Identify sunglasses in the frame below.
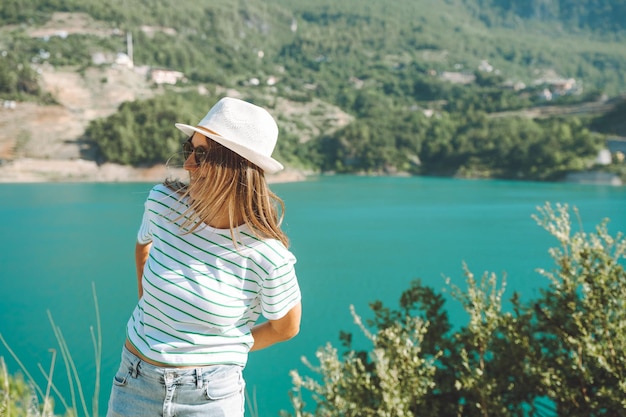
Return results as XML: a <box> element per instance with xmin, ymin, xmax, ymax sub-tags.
<box><xmin>182</xmin><ymin>138</ymin><xmax>210</xmax><ymax>165</ymax></box>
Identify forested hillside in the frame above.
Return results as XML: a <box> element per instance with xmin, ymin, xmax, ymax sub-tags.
<box><xmin>463</xmin><ymin>0</ymin><xmax>626</xmax><ymax>33</ymax></box>
<box><xmin>1</xmin><ymin>0</ymin><xmax>625</xmax><ymax>181</ymax></box>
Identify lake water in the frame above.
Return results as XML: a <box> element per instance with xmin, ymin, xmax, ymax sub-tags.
<box><xmin>0</xmin><ymin>176</ymin><xmax>624</xmax><ymax>417</ymax></box>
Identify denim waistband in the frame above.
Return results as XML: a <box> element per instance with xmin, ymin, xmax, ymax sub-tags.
<box><xmin>120</xmin><ymin>345</ymin><xmax>240</xmax><ymax>388</ymax></box>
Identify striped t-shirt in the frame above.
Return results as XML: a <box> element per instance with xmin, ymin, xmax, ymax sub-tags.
<box><xmin>126</xmin><ymin>184</ymin><xmax>301</xmax><ymax>366</ymax></box>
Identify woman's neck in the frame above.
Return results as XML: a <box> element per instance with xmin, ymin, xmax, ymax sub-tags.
<box><xmin>205</xmin><ymin>208</ymin><xmax>243</xmax><ymax>230</ymax></box>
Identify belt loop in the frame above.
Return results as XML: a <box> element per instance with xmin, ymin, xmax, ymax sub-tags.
<box><xmin>195</xmin><ymin>368</ymin><xmax>203</xmax><ymax>389</ymax></box>
<box><xmin>129</xmin><ymin>358</ymin><xmax>140</xmax><ymax>378</ymax></box>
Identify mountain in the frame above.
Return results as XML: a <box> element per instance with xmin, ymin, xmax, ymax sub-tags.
<box><xmin>2</xmin><ymin>0</ymin><xmax>625</xmax><ymax>97</ymax></box>
<box><xmin>463</xmin><ymin>0</ymin><xmax>626</xmax><ymax>33</ymax></box>
<box><xmin>0</xmin><ymin>0</ymin><xmax>625</xmax><ymax>182</ymax></box>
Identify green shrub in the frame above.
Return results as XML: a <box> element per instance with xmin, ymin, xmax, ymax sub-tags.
<box><xmin>286</xmin><ymin>203</ymin><xmax>626</xmax><ymax>416</ymax></box>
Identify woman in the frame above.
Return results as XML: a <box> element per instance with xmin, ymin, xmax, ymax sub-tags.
<box><xmin>107</xmin><ymin>97</ymin><xmax>302</xmax><ymax>417</ymax></box>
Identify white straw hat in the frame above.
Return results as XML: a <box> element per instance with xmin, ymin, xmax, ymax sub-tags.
<box><xmin>175</xmin><ymin>97</ymin><xmax>284</xmax><ymax>173</ymax></box>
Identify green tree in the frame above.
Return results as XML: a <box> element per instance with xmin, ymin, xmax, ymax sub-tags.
<box><xmin>85</xmin><ymin>92</ymin><xmax>217</xmax><ymax>166</ymax></box>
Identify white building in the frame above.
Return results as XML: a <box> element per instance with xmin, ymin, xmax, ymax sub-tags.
<box><xmin>150</xmin><ymin>69</ymin><xmax>184</xmax><ymax>85</ymax></box>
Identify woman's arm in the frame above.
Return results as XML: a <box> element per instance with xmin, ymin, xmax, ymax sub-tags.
<box><xmin>135</xmin><ymin>241</ymin><xmax>152</xmax><ymax>299</ymax></box>
<box><xmin>250</xmin><ymin>302</ymin><xmax>302</xmax><ymax>351</ymax></box>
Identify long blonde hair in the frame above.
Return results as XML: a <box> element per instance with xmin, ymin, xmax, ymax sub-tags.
<box><xmin>165</xmin><ymin>138</ymin><xmax>289</xmax><ymax>247</ymax></box>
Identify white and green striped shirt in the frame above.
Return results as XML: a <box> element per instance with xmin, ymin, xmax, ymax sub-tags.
<box><xmin>126</xmin><ymin>184</ymin><xmax>301</xmax><ymax>366</ymax></box>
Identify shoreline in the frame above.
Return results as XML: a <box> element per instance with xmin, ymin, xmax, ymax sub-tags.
<box><xmin>0</xmin><ymin>158</ymin><xmax>310</xmax><ymax>184</ymax></box>
<box><xmin>0</xmin><ymin>157</ymin><xmax>622</xmax><ymax>187</ymax></box>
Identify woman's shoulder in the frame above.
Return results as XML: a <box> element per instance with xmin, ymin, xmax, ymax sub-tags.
<box><xmin>146</xmin><ymin>183</ymin><xmax>186</xmax><ymax>206</ymax></box>
<box><xmin>150</xmin><ymin>182</ymin><xmax>173</xmax><ymax>194</ymax></box>
<box><xmin>240</xmin><ymin>232</ymin><xmax>296</xmax><ymax>265</ymax></box>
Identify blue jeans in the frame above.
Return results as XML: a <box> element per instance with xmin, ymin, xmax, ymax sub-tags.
<box><xmin>106</xmin><ymin>346</ymin><xmax>245</xmax><ymax>417</ymax></box>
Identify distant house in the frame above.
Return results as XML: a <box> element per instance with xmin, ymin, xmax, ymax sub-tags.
<box><xmin>91</xmin><ymin>52</ymin><xmax>133</xmax><ymax>68</ymax></box>
<box><xmin>538</xmin><ymin>88</ymin><xmax>553</xmax><ymax>101</ymax></box>
<box><xmin>439</xmin><ymin>71</ymin><xmax>475</xmax><ymax>85</ymax></box>
<box><xmin>502</xmin><ymin>81</ymin><xmax>526</xmax><ymax>91</ymax></box>
<box><xmin>478</xmin><ymin>60</ymin><xmax>493</xmax><ymax>73</ymax></box>
<box><xmin>596</xmin><ymin>149</ymin><xmax>612</xmax><ymax>165</ymax></box>
<box><xmin>535</xmin><ymin>77</ymin><xmax>581</xmax><ymax>100</ymax></box>
<box><xmin>115</xmin><ymin>52</ymin><xmax>133</xmax><ymax>68</ymax></box>
<box><xmin>91</xmin><ymin>52</ymin><xmax>108</xmax><ymax>65</ymax></box>
<box><xmin>150</xmin><ymin>69</ymin><xmax>184</xmax><ymax>85</ymax></box>
<box><xmin>551</xmin><ymin>78</ymin><xmax>577</xmax><ymax>95</ymax></box>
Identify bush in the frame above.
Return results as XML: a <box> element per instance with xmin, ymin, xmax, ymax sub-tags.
<box><xmin>286</xmin><ymin>203</ymin><xmax>626</xmax><ymax>417</ymax></box>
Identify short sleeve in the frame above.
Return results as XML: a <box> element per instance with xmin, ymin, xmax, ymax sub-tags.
<box><xmin>136</xmin><ymin>202</ymin><xmax>153</xmax><ymax>244</ymax></box>
<box><xmin>261</xmin><ymin>252</ymin><xmax>301</xmax><ymax>320</ymax></box>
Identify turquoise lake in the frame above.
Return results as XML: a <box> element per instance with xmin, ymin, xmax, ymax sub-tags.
<box><xmin>0</xmin><ymin>176</ymin><xmax>624</xmax><ymax>416</ymax></box>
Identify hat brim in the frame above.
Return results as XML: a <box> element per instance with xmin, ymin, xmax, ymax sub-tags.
<box><xmin>175</xmin><ymin>123</ymin><xmax>284</xmax><ymax>174</ymax></box>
